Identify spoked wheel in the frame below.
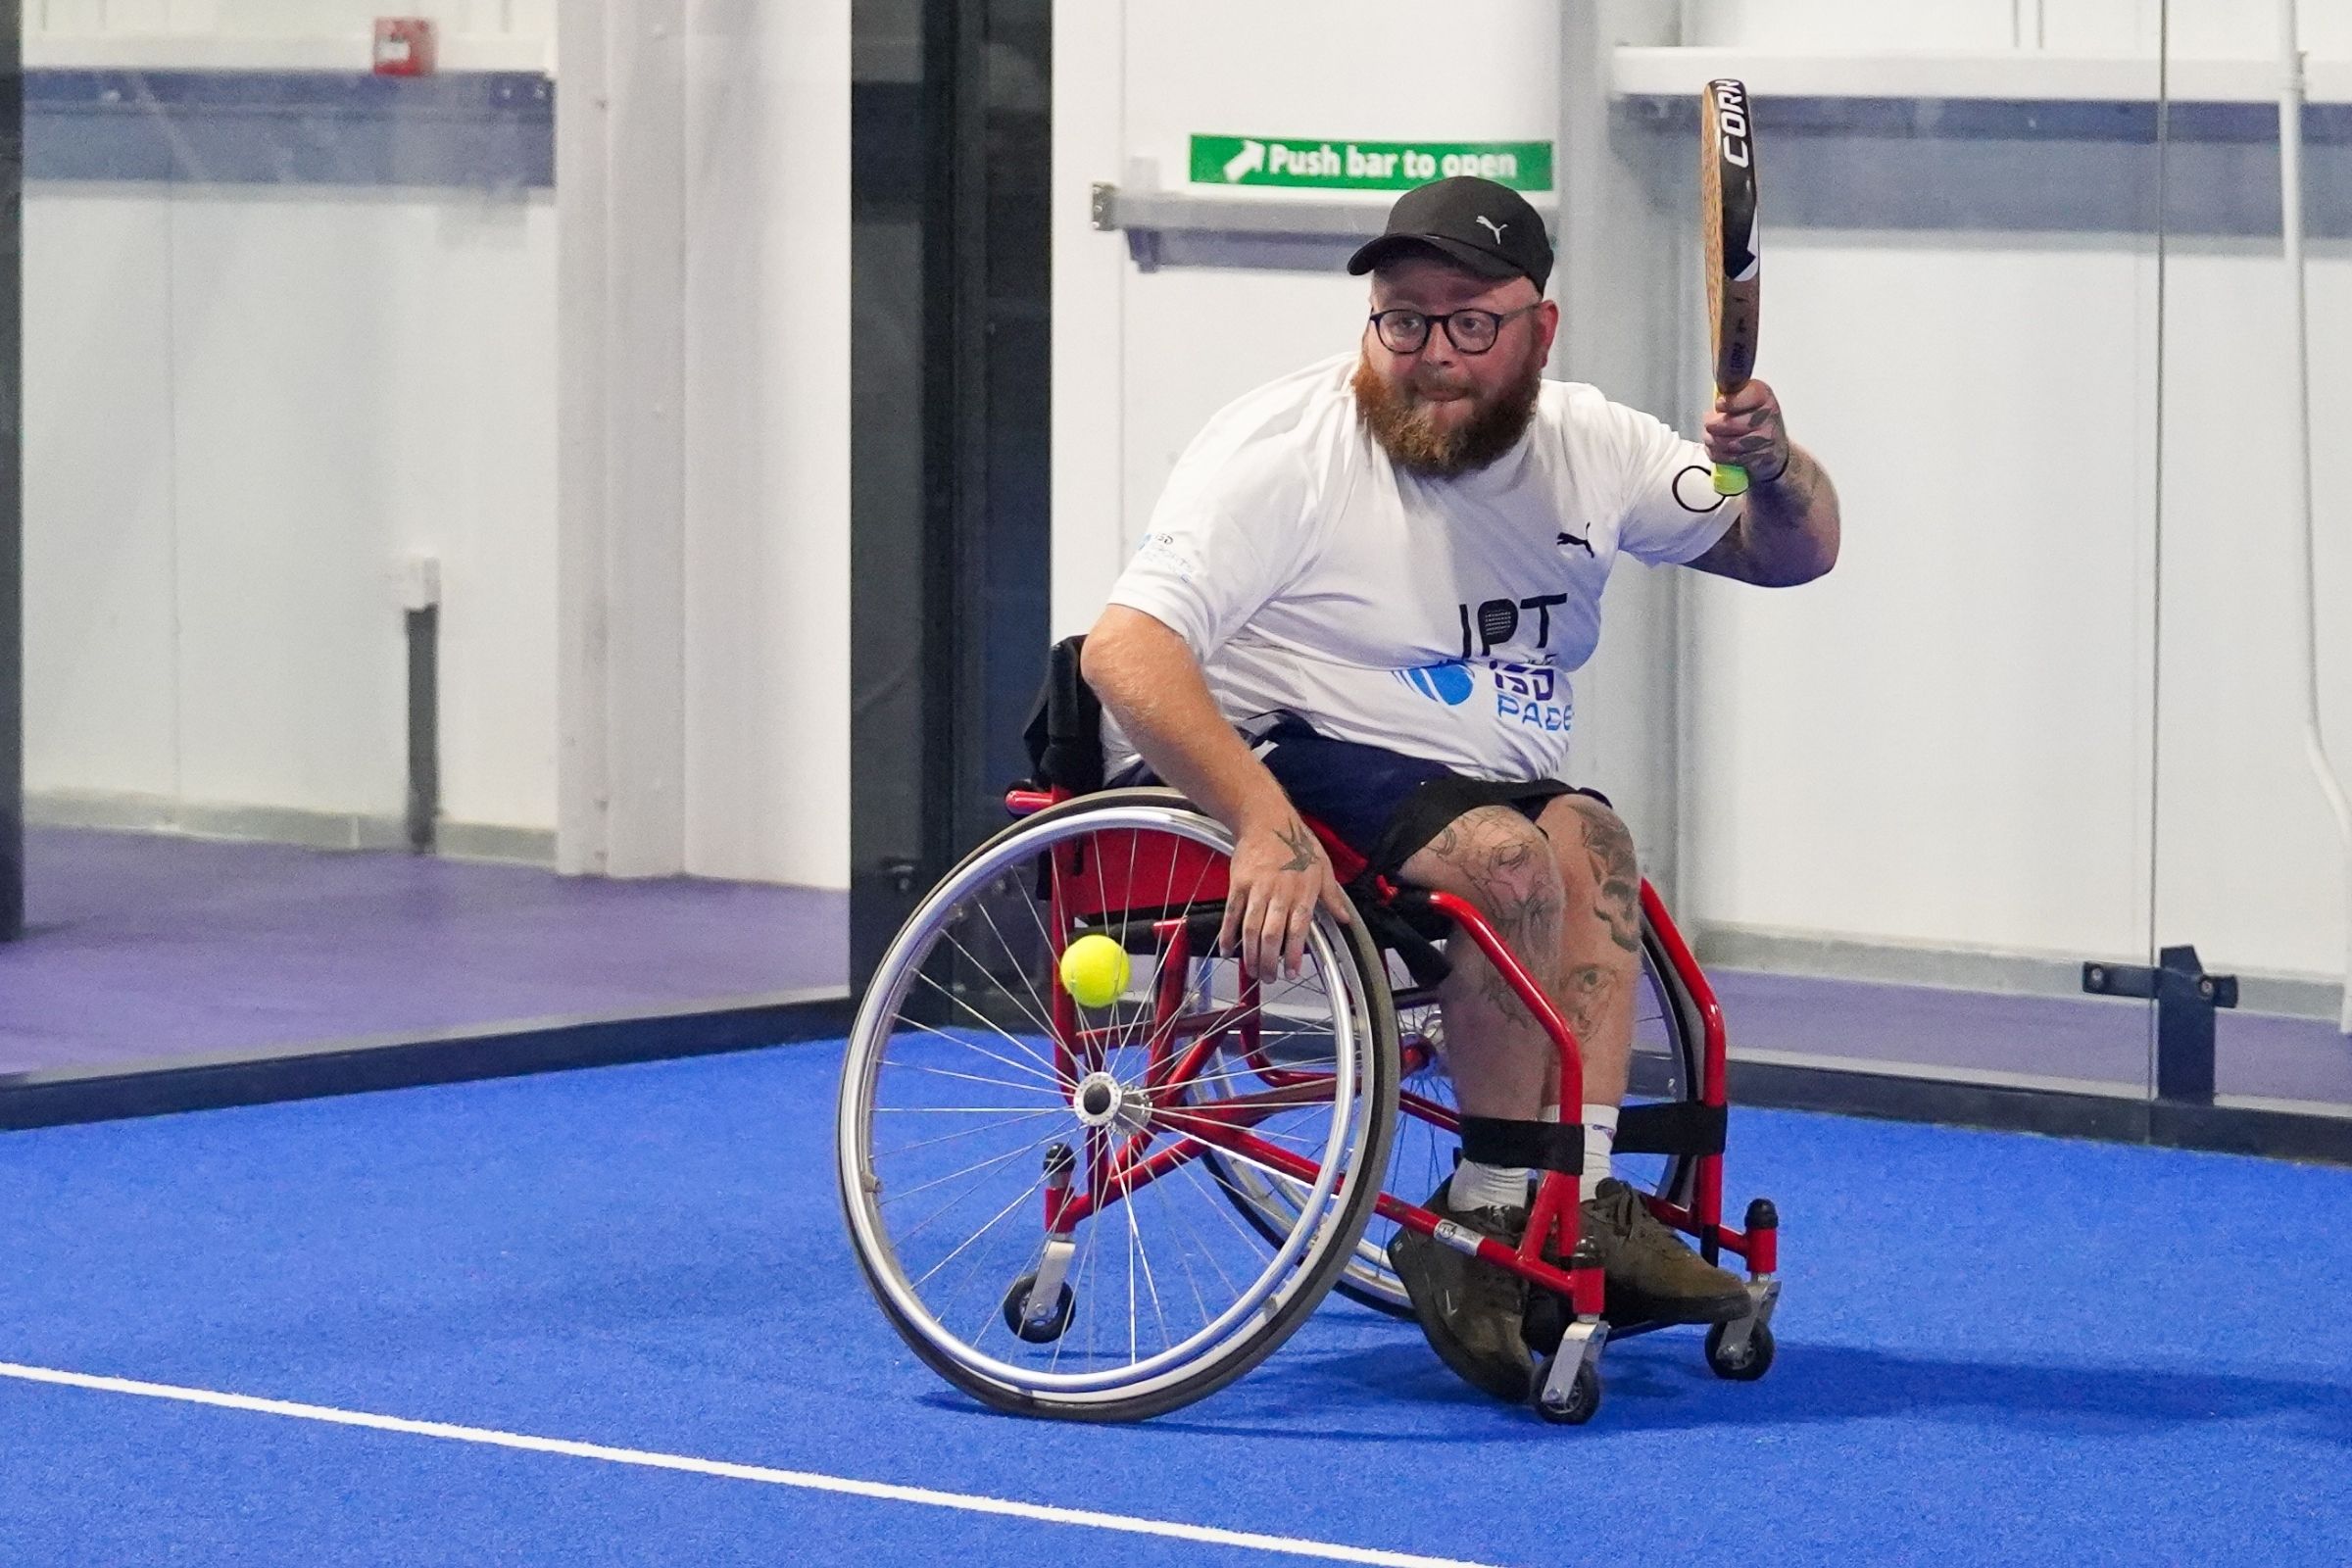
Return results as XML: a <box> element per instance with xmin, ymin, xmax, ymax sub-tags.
<box><xmin>837</xmin><ymin>790</ymin><xmax>1398</xmax><ymax>1423</ymax></box>
<box><xmin>1205</xmin><ymin>912</ymin><xmax>1707</xmax><ymax>1318</ymax></box>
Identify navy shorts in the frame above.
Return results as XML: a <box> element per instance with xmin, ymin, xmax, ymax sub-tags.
<box><xmin>1115</xmin><ymin>713</ymin><xmax>1606</xmax><ymax>876</ymax></box>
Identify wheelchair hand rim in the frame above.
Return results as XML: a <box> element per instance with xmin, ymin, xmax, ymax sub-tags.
<box><xmin>836</xmin><ymin>804</ymin><xmax>1375</xmax><ymax>1398</ymax></box>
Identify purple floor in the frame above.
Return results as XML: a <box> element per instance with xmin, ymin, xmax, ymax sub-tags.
<box><xmin>0</xmin><ymin>829</ymin><xmax>847</xmax><ymax>1075</ymax></box>
<box><xmin>5</xmin><ymin>826</ymin><xmax>2346</xmax><ymax>1113</ymax></box>
<box><xmin>1714</xmin><ymin>967</ymin><xmax>2352</xmax><ymax>1108</ymax></box>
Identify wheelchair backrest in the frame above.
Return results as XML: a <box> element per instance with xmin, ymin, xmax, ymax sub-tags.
<box><xmin>1020</xmin><ymin>635</ymin><xmax>1105</xmax><ymax>796</ymax></box>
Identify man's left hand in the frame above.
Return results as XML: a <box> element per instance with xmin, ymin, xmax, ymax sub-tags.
<box><xmin>1704</xmin><ymin>378</ymin><xmax>1789</xmax><ymax>485</ymax></box>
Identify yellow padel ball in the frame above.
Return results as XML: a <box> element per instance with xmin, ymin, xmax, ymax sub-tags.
<box><xmin>1058</xmin><ymin>933</ymin><xmax>1131</xmax><ymax>1009</ymax></box>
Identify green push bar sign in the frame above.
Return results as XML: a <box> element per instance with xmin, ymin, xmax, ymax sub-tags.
<box><xmin>1190</xmin><ymin>135</ymin><xmax>1552</xmax><ymax>192</ymax></box>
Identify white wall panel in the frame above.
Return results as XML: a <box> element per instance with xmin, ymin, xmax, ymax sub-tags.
<box><xmin>680</xmin><ymin>0</ymin><xmax>852</xmax><ymax>888</ymax></box>
<box><xmin>411</xmin><ymin>197</ymin><xmax>562</xmax><ymax>832</ymax></box>
<box><xmin>166</xmin><ymin>195</ymin><xmax>407</xmax><ymax>814</ymax></box>
<box><xmin>1686</xmin><ymin>232</ymin><xmax>2161</xmax><ymax>958</ymax></box>
<box><xmin>27</xmin><ymin>187</ymin><xmax>560</xmax><ymax>829</ymax></box>
<box><xmin>2153</xmin><ymin>240</ymin><xmax>2352</xmax><ymax>979</ymax></box>
<box><xmin>1677</xmin><ymin>0</ymin><xmax>2018</xmax><ymax>51</ymax></box>
<box><xmin>167</xmin><ymin>192</ymin><xmax>560</xmax><ymax>818</ymax></box>
<box><xmin>1050</xmin><ymin>0</ymin><xmax>1126</xmax><ymax>637</ymax></box>
<box><xmin>35</xmin><ymin>0</ymin><xmax>551</xmax><ymax>41</ymax></box>
<box><xmin>2156</xmin><ymin>0</ymin><xmax>2352</xmax><ymax>59</ymax></box>
<box><xmin>1675</xmin><ymin>0</ymin><xmax>2350</xmax><ymax>58</ymax></box>
<box><xmin>23</xmin><ymin>190</ymin><xmax>180</xmax><ymax>801</ymax></box>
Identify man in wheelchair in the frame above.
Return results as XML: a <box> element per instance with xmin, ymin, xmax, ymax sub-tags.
<box><xmin>1080</xmin><ymin>176</ymin><xmax>1840</xmax><ymax>1402</ymax></box>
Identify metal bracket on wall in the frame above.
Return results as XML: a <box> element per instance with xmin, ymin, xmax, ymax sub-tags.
<box><xmin>2081</xmin><ymin>945</ymin><xmax>2239</xmax><ymax>1104</ymax></box>
<box><xmin>1090</xmin><ymin>182</ymin><xmax>1558</xmax><ymax>272</ymax></box>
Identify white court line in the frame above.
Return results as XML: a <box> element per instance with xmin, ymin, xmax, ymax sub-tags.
<box><xmin>0</xmin><ymin>1361</ymin><xmax>1503</xmax><ymax>1568</ymax></box>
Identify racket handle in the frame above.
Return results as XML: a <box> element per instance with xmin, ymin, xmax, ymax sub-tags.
<box><xmin>1712</xmin><ymin>463</ymin><xmax>1750</xmax><ymax>497</ymax></box>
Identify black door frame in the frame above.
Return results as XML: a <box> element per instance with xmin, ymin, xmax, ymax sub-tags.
<box><xmin>849</xmin><ymin>0</ymin><xmax>1051</xmax><ymax>990</ymax></box>
<box><xmin>1</xmin><ymin>3</ymin><xmax>23</xmax><ymax>945</ymax></box>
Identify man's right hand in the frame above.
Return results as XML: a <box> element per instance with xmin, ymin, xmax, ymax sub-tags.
<box><xmin>1217</xmin><ymin>808</ymin><xmax>1354</xmax><ymax>983</ymax></box>
<box><xmin>1079</xmin><ymin>608</ymin><xmax>1354</xmax><ymax>981</ymax></box>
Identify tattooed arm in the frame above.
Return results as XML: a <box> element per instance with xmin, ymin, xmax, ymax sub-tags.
<box><xmin>1684</xmin><ymin>377</ymin><xmax>1840</xmax><ymax>588</ymax></box>
<box><xmin>1083</xmin><ymin>606</ymin><xmax>1351</xmax><ymax>980</ymax></box>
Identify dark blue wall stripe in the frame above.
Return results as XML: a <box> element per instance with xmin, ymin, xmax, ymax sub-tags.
<box><xmin>1627</xmin><ymin>93</ymin><xmax>2352</xmax><ymax>145</ymax></box>
<box><xmin>1627</xmin><ymin>93</ymin><xmax>2352</xmax><ymax>237</ymax></box>
<box><xmin>25</xmin><ymin>70</ymin><xmax>553</xmax><ymax>188</ymax></box>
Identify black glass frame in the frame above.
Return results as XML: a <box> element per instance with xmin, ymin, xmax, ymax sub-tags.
<box><xmin>1368</xmin><ymin>303</ymin><xmax>1541</xmax><ymax>356</ymax></box>
<box><xmin>1</xmin><ymin>2</ymin><xmax>21</xmax><ymax>944</ymax></box>
<box><xmin>850</xmin><ymin>0</ymin><xmax>1051</xmax><ymax>989</ymax></box>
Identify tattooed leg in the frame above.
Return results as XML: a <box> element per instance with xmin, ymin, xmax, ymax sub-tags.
<box><xmin>1396</xmin><ymin>806</ymin><xmax>1568</xmax><ymax>1121</ymax></box>
<box><xmin>1532</xmin><ymin>795</ymin><xmax>1642</xmax><ymax>1109</ymax></box>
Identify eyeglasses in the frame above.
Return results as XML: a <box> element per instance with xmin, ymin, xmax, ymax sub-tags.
<box><xmin>1368</xmin><ymin>304</ymin><xmax>1542</xmax><ymax>356</ymax></box>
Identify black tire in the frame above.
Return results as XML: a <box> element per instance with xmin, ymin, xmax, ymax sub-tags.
<box><xmin>1000</xmin><ymin>1273</ymin><xmax>1074</xmax><ymax>1344</ymax></box>
<box><xmin>839</xmin><ymin>790</ymin><xmax>1399</xmax><ymax>1422</ymax></box>
<box><xmin>1533</xmin><ymin>1354</ymin><xmax>1601</xmax><ymax>1425</ymax></box>
<box><xmin>1704</xmin><ymin>1319</ymin><xmax>1775</xmax><ymax>1382</ymax></box>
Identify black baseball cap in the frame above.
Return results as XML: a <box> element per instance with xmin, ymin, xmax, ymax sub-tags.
<box><xmin>1347</xmin><ymin>176</ymin><xmax>1551</xmax><ymax>291</ymax></box>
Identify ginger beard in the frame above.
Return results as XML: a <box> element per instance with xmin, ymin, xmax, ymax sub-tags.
<box><xmin>1351</xmin><ymin>337</ymin><xmax>1544</xmax><ymax>479</ymax></box>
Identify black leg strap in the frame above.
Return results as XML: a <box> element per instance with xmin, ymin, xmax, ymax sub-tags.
<box><xmin>1458</xmin><ymin>1114</ymin><xmax>1584</xmax><ymax>1173</ymax></box>
<box><xmin>1613</xmin><ymin>1102</ymin><xmax>1729</xmax><ymax>1156</ymax></box>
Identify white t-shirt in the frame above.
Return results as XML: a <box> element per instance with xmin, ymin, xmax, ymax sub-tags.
<box><xmin>1103</xmin><ymin>352</ymin><xmax>1739</xmax><ymax>782</ymax></box>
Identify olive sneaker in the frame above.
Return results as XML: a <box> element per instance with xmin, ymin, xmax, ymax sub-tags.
<box><xmin>1581</xmin><ymin>1177</ymin><xmax>1751</xmax><ymax>1326</ymax></box>
<box><xmin>1385</xmin><ymin>1180</ymin><xmax>1537</xmax><ymax>1402</ymax></box>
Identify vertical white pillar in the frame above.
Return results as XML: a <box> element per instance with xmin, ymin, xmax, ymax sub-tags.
<box><xmin>557</xmin><ymin>0</ymin><xmax>688</xmax><ymax>876</ymax></box>
<box><xmin>1555</xmin><ymin>2</ymin><xmax>1689</xmax><ymax>904</ymax></box>
<box><xmin>1051</xmin><ymin>1</ymin><xmax>1128</xmax><ymax>635</ymax></box>
<box><xmin>679</xmin><ymin>0</ymin><xmax>852</xmax><ymax>889</ymax></box>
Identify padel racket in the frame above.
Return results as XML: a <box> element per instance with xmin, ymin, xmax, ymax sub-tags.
<box><xmin>1701</xmin><ymin>77</ymin><xmax>1761</xmax><ymax>496</ymax></box>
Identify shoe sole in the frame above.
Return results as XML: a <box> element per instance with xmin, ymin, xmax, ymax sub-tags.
<box><xmin>1603</xmin><ymin>1281</ymin><xmax>1752</xmax><ymax>1327</ymax></box>
<box><xmin>1385</xmin><ymin>1231</ymin><xmax>1535</xmax><ymax>1403</ymax></box>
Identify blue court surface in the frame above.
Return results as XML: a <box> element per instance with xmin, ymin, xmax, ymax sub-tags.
<box><xmin>4</xmin><ymin>1042</ymin><xmax>2350</xmax><ymax>1567</ymax></box>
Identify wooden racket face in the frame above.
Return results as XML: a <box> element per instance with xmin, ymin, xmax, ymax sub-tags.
<box><xmin>1702</xmin><ymin>77</ymin><xmax>1761</xmax><ymax>391</ymax></box>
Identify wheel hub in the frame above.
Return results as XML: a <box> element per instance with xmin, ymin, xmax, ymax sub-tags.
<box><xmin>1071</xmin><ymin>1070</ymin><xmax>1151</xmax><ymax>1134</ymax></box>
<box><xmin>1072</xmin><ymin>1071</ymin><xmax>1123</xmax><ymax>1127</ymax></box>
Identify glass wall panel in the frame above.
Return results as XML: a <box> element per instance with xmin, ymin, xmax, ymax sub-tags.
<box><xmin>1655</xmin><ymin>4</ymin><xmax>2167</xmax><ymax>1098</ymax></box>
<box><xmin>10</xmin><ymin>2</ymin><xmax>849</xmax><ymax>1080</ymax></box>
<box><xmin>2151</xmin><ymin>0</ymin><xmax>2352</xmax><ymax>1117</ymax></box>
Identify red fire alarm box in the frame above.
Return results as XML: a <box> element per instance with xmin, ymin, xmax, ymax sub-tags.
<box><xmin>373</xmin><ymin>18</ymin><xmax>438</xmax><ymax>76</ymax></box>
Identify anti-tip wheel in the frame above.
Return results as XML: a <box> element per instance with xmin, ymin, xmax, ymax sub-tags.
<box><xmin>1532</xmin><ymin>1354</ymin><xmax>1601</xmax><ymax>1426</ymax></box>
<box><xmin>1704</xmin><ymin>1318</ymin><xmax>1775</xmax><ymax>1382</ymax></box>
<box><xmin>1000</xmin><ymin>1273</ymin><xmax>1075</xmax><ymax>1345</ymax></box>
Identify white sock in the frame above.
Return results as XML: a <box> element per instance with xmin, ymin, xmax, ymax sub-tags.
<box><xmin>1580</xmin><ymin>1103</ymin><xmax>1619</xmax><ymax>1200</ymax></box>
<box><xmin>1451</xmin><ymin>1158</ymin><xmax>1530</xmax><ymax>1213</ymax></box>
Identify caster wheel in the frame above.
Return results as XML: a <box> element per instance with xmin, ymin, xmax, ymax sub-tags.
<box><xmin>1001</xmin><ymin>1273</ymin><xmax>1075</xmax><ymax>1344</ymax></box>
<box><xmin>1704</xmin><ymin>1319</ymin><xmax>1775</xmax><ymax>1381</ymax></box>
<box><xmin>1533</xmin><ymin>1354</ymin><xmax>1601</xmax><ymax>1425</ymax></box>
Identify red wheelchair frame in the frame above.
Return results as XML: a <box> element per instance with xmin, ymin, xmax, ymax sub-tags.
<box><xmin>1006</xmin><ymin>783</ymin><xmax>1779</xmax><ymax>1410</ymax></box>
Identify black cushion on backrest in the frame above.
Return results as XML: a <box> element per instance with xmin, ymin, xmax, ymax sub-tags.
<box><xmin>1020</xmin><ymin>635</ymin><xmax>1105</xmax><ymax>794</ymax></box>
